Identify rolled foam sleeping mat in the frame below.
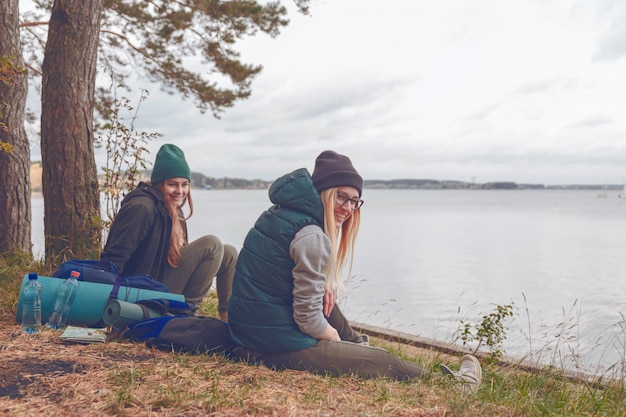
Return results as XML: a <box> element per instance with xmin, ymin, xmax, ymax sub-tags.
<box><xmin>15</xmin><ymin>274</ymin><xmax>184</xmax><ymax>327</ymax></box>
<box><xmin>102</xmin><ymin>299</ymin><xmax>163</xmax><ymax>327</ymax></box>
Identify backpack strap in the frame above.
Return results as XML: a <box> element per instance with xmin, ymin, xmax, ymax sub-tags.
<box><xmin>109</xmin><ymin>274</ymin><xmax>124</xmax><ymax>300</ymax></box>
<box><xmin>138</xmin><ymin>303</ymin><xmax>151</xmax><ymax>320</ymax></box>
<box><xmin>136</xmin><ymin>298</ymin><xmax>197</xmax><ymax>316</ymax></box>
<box><xmin>100</xmin><ymin>258</ymin><xmax>124</xmax><ymax>300</ymax></box>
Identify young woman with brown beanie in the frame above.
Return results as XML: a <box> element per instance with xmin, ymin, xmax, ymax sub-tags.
<box><xmin>227</xmin><ymin>150</ymin><xmax>482</xmax><ymax>392</ymax></box>
<box><xmin>101</xmin><ymin>144</ymin><xmax>237</xmax><ymax>320</ymax></box>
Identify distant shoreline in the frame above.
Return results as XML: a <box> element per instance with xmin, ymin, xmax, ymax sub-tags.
<box><xmin>30</xmin><ymin>185</ymin><xmax>621</xmax><ymax>195</ymax></box>
<box><xmin>30</xmin><ymin>162</ymin><xmax>622</xmax><ymax>192</ymax></box>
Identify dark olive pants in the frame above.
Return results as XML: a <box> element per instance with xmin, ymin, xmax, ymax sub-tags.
<box><xmin>161</xmin><ymin>235</ymin><xmax>237</xmax><ymax>311</ymax></box>
<box><xmin>233</xmin><ymin>306</ymin><xmax>429</xmax><ymax>380</ymax></box>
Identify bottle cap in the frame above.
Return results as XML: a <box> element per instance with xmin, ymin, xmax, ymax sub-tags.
<box><xmin>70</xmin><ymin>270</ymin><xmax>81</xmax><ymax>278</ymax></box>
<box><xmin>28</xmin><ymin>273</ymin><xmax>38</xmax><ymax>280</ymax></box>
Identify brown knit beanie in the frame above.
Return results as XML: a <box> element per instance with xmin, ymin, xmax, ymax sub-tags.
<box><xmin>311</xmin><ymin>150</ymin><xmax>363</xmax><ymax>196</ymax></box>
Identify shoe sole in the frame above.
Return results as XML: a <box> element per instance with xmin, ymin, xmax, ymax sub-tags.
<box><xmin>439</xmin><ymin>363</ymin><xmax>455</xmax><ymax>376</ymax></box>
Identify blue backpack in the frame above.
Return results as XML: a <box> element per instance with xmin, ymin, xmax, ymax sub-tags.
<box><xmin>52</xmin><ymin>258</ymin><xmax>169</xmax><ymax>298</ymax></box>
<box><xmin>122</xmin><ymin>312</ymin><xmax>234</xmax><ymax>355</ymax></box>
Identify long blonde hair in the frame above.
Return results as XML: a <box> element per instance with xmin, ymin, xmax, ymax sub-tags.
<box><xmin>319</xmin><ymin>188</ymin><xmax>361</xmax><ymax>291</ymax></box>
<box><xmin>153</xmin><ymin>181</ymin><xmax>194</xmax><ymax>267</ymax></box>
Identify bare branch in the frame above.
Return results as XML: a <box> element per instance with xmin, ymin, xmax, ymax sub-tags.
<box><xmin>24</xmin><ymin>62</ymin><xmax>42</xmax><ymax>77</ymax></box>
<box><xmin>19</xmin><ymin>21</ymin><xmax>49</xmax><ymax>28</ymax></box>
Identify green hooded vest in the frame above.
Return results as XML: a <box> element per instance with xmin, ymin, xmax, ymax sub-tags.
<box><xmin>228</xmin><ymin>168</ymin><xmax>325</xmax><ymax>352</ymax></box>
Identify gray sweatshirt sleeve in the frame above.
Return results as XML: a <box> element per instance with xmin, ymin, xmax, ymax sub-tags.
<box><xmin>289</xmin><ymin>224</ymin><xmax>331</xmax><ymax>338</ymax></box>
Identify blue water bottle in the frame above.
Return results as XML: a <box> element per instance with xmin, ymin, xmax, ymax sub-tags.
<box><xmin>46</xmin><ymin>270</ymin><xmax>80</xmax><ymax>330</ymax></box>
<box><xmin>21</xmin><ymin>273</ymin><xmax>42</xmax><ymax>334</ymax></box>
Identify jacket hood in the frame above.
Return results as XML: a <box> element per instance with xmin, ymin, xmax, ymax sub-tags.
<box><xmin>121</xmin><ymin>182</ymin><xmax>169</xmax><ymax>217</ymax></box>
<box><xmin>268</xmin><ymin>168</ymin><xmax>324</xmax><ymax>225</ymax></box>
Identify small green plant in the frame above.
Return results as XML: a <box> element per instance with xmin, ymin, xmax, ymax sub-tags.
<box><xmin>97</xmin><ymin>71</ymin><xmax>162</xmax><ymax>238</ymax></box>
<box><xmin>458</xmin><ymin>301</ymin><xmax>515</xmax><ymax>360</ymax></box>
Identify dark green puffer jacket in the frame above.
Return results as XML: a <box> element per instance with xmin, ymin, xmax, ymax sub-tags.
<box><xmin>228</xmin><ymin>168</ymin><xmax>325</xmax><ymax>353</ymax></box>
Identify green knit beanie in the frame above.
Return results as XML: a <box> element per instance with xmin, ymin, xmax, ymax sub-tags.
<box><xmin>151</xmin><ymin>144</ymin><xmax>191</xmax><ymax>183</ymax></box>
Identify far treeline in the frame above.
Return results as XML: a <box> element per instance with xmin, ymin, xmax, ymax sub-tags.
<box><xmin>29</xmin><ymin>164</ymin><xmax>616</xmax><ymax>192</ymax></box>
<box><xmin>188</xmin><ymin>173</ymin><xmax>614</xmax><ymax>191</ymax></box>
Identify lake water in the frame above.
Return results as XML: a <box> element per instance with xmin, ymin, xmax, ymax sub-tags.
<box><xmin>31</xmin><ymin>189</ymin><xmax>626</xmax><ymax>377</ymax></box>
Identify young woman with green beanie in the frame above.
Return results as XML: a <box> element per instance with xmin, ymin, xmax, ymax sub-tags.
<box><xmin>227</xmin><ymin>150</ymin><xmax>482</xmax><ymax>392</ymax></box>
<box><xmin>101</xmin><ymin>144</ymin><xmax>237</xmax><ymax>320</ymax></box>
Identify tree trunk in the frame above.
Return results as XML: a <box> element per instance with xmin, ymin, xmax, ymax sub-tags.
<box><xmin>41</xmin><ymin>0</ymin><xmax>103</xmax><ymax>263</ymax></box>
<box><xmin>0</xmin><ymin>0</ymin><xmax>32</xmax><ymax>254</ymax></box>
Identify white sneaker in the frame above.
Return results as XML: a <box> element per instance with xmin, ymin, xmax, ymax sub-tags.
<box><xmin>458</xmin><ymin>355</ymin><xmax>482</xmax><ymax>393</ymax></box>
<box><xmin>439</xmin><ymin>355</ymin><xmax>482</xmax><ymax>394</ymax></box>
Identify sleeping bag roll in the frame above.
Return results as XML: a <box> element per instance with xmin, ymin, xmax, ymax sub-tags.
<box><xmin>15</xmin><ymin>274</ymin><xmax>183</xmax><ymax>327</ymax></box>
<box><xmin>102</xmin><ymin>299</ymin><xmax>163</xmax><ymax>327</ymax></box>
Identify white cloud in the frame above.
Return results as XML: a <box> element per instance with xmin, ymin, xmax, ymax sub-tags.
<box><xmin>33</xmin><ymin>0</ymin><xmax>626</xmax><ymax>185</ymax></box>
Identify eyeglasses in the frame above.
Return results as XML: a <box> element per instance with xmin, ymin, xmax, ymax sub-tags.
<box><xmin>335</xmin><ymin>191</ymin><xmax>364</xmax><ymax>210</ymax></box>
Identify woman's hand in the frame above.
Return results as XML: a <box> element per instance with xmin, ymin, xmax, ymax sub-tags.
<box><xmin>323</xmin><ymin>288</ymin><xmax>337</xmax><ymax>317</ymax></box>
<box><xmin>219</xmin><ymin>311</ymin><xmax>228</xmax><ymax>322</ymax></box>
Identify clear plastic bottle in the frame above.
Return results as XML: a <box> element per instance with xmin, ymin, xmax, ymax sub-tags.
<box><xmin>21</xmin><ymin>273</ymin><xmax>42</xmax><ymax>334</ymax></box>
<box><xmin>46</xmin><ymin>270</ymin><xmax>80</xmax><ymax>330</ymax></box>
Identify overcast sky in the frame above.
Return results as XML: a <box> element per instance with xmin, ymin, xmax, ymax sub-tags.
<box><xmin>32</xmin><ymin>0</ymin><xmax>626</xmax><ymax>185</ymax></box>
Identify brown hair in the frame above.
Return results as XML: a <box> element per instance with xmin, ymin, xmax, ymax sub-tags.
<box><xmin>319</xmin><ymin>188</ymin><xmax>361</xmax><ymax>291</ymax></box>
<box><xmin>153</xmin><ymin>181</ymin><xmax>194</xmax><ymax>267</ymax></box>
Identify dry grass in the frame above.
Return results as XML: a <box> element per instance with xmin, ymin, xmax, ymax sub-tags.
<box><xmin>3</xmin><ymin>256</ymin><xmax>624</xmax><ymax>416</ymax></box>
<box><xmin>0</xmin><ymin>314</ymin><xmax>513</xmax><ymax>417</ymax></box>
